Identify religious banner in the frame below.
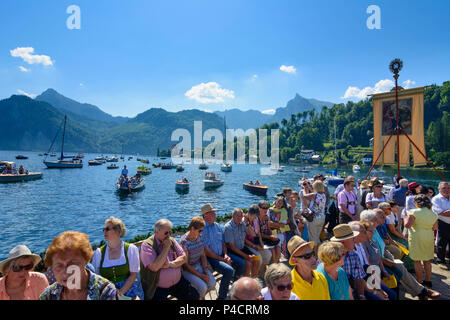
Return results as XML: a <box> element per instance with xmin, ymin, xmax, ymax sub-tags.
<box><xmin>371</xmin><ymin>86</ymin><xmax>427</xmax><ymax>167</ymax></box>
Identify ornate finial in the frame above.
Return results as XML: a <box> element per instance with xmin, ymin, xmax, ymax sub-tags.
<box><xmin>389</xmin><ymin>59</ymin><xmax>403</xmax><ymax>75</ymax></box>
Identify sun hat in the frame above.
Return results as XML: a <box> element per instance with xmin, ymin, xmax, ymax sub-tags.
<box><xmin>371</xmin><ymin>179</ymin><xmax>383</xmax><ymax>188</ymax></box>
<box><xmin>287</xmin><ymin>236</ymin><xmax>315</xmax><ymax>266</ymax></box>
<box><xmin>0</xmin><ymin>245</ymin><xmax>41</xmax><ymax>274</ymax></box>
<box><xmin>201</xmin><ymin>203</ymin><xmax>216</xmax><ymax>215</ymax></box>
<box><xmin>360</xmin><ymin>180</ymin><xmax>370</xmax><ymax>189</ymax></box>
<box><xmin>408</xmin><ymin>181</ymin><xmax>420</xmax><ymax>191</ymax></box>
<box><xmin>330</xmin><ymin>224</ymin><xmax>359</xmax><ymax>242</ymax></box>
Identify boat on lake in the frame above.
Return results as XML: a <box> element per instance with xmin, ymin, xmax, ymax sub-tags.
<box><xmin>15</xmin><ymin>155</ymin><xmax>28</xmax><ymax>160</ymax></box>
<box><xmin>88</xmin><ymin>160</ymin><xmax>103</xmax><ymax>166</ymax></box>
<box><xmin>199</xmin><ymin>163</ymin><xmax>208</xmax><ymax>170</ymax></box>
<box><xmin>0</xmin><ymin>172</ymin><xmax>43</xmax><ymax>183</ymax></box>
<box><xmin>107</xmin><ymin>163</ymin><xmax>119</xmax><ymax>169</ymax></box>
<box><xmin>352</xmin><ymin>164</ymin><xmax>361</xmax><ymax>173</ymax></box>
<box><xmin>43</xmin><ymin>116</ymin><xmax>83</xmax><ymax>169</ymax></box>
<box><xmin>243</xmin><ymin>182</ymin><xmax>268</xmax><ymax>196</ymax></box>
<box><xmin>176</xmin><ymin>164</ymin><xmax>184</xmax><ymax>172</ymax></box>
<box><xmin>294</xmin><ymin>167</ymin><xmax>310</xmax><ymax>173</ymax></box>
<box><xmin>137</xmin><ymin>165</ymin><xmax>152</xmax><ymax>175</ymax></box>
<box><xmin>175</xmin><ymin>179</ymin><xmax>190</xmax><ymax>192</ymax></box>
<box><xmin>141</xmin><ymin>159</ymin><xmax>150</xmax><ymax>164</ymax></box>
<box><xmin>220</xmin><ymin>163</ymin><xmax>232</xmax><ymax>172</ymax></box>
<box><xmin>204</xmin><ymin>172</ymin><xmax>224</xmax><ymax>189</ymax></box>
<box><xmin>106</xmin><ymin>156</ymin><xmax>119</xmax><ymax>162</ymax></box>
<box><xmin>161</xmin><ymin>163</ymin><xmax>177</xmax><ymax>169</ymax></box>
<box><xmin>116</xmin><ymin>176</ymin><xmax>146</xmax><ymax>193</ymax></box>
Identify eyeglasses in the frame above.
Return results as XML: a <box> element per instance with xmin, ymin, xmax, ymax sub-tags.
<box><xmin>164</xmin><ymin>230</ymin><xmax>171</xmax><ymax>235</ymax></box>
<box><xmin>274</xmin><ymin>283</ymin><xmax>293</xmax><ymax>291</ymax></box>
<box><xmin>260</xmin><ymin>206</ymin><xmax>269</xmax><ymax>210</ymax></box>
<box><xmin>103</xmin><ymin>227</ymin><xmax>114</xmax><ymax>232</ymax></box>
<box><xmin>11</xmin><ymin>263</ymin><xmax>34</xmax><ymax>272</ymax></box>
<box><xmin>294</xmin><ymin>251</ymin><xmax>315</xmax><ymax>260</ymax></box>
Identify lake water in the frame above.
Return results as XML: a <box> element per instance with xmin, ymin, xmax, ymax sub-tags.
<box><xmin>1</xmin><ymin>149</ymin><xmax>448</xmax><ymax>259</ymax></box>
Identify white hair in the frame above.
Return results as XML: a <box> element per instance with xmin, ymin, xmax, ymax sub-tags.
<box><xmin>348</xmin><ymin>221</ymin><xmax>362</xmax><ymax>232</ymax></box>
<box><xmin>360</xmin><ymin>210</ymin><xmax>378</xmax><ymax>222</ymax></box>
<box><xmin>154</xmin><ymin>219</ymin><xmax>173</xmax><ymax>231</ymax></box>
<box><xmin>399</xmin><ymin>179</ymin><xmax>408</xmax><ymax>188</ymax></box>
<box><xmin>439</xmin><ymin>182</ymin><xmax>449</xmax><ymax>190</ymax></box>
<box><xmin>378</xmin><ymin>202</ymin><xmax>391</xmax><ymax>210</ymax></box>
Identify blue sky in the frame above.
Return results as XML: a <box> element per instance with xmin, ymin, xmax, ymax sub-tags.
<box><xmin>1</xmin><ymin>0</ymin><xmax>449</xmax><ymax>117</ymax></box>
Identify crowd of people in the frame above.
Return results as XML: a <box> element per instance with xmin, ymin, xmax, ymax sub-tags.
<box><xmin>0</xmin><ymin>176</ymin><xmax>448</xmax><ymax>300</ymax></box>
<box><xmin>0</xmin><ymin>164</ymin><xmax>29</xmax><ymax>175</ymax></box>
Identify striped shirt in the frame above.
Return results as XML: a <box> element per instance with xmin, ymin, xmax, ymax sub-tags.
<box><xmin>179</xmin><ymin>233</ymin><xmax>205</xmax><ymax>266</ymax></box>
<box><xmin>343</xmin><ymin>250</ymin><xmax>366</xmax><ymax>281</ymax></box>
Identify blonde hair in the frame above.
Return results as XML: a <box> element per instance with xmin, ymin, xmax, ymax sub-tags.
<box><xmin>44</xmin><ymin>231</ymin><xmax>93</xmax><ymax>268</ymax></box>
<box><xmin>318</xmin><ymin>241</ymin><xmax>344</xmax><ymax>266</ymax></box>
<box><xmin>264</xmin><ymin>263</ymin><xmax>292</xmax><ymax>288</ymax></box>
<box><xmin>312</xmin><ymin>180</ymin><xmax>325</xmax><ymax>194</ymax></box>
<box><xmin>105</xmin><ymin>216</ymin><xmax>127</xmax><ymax>238</ymax></box>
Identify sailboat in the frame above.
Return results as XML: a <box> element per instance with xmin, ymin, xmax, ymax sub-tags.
<box><xmin>325</xmin><ymin>118</ymin><xmax>344</xmax><ymax>186</ymax></box>
<box><xmin>43</xmin><ymin>115</ymin><xmax>83</xmax><ymax>168</ymax></box>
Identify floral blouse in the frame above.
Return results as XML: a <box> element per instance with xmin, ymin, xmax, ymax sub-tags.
<box><xmin>39</xmin><ymin>269</ymin><xmax>117</xmax><ymax>300</ymax></box>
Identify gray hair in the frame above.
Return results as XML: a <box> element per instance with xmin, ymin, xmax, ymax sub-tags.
<box><xmin>399</xmin><ymin>179</ymin><xmax>408</xmax><ymax>188</ymax></box>
<box><xmin>438</xmin><ymin>182</ymin><xmax>449</xmax><ymax>190</ymax></box>
<box><xmin>378</xmin><ymin>202</ymin><xmax>391</xmax><ymax>210</ymax></box>
<box><xmin>232</xmin><ymin>208</ymin><xmax>243</xmax><ymax>216</ymax></box>
<box><xmin>154</xmin><ymin>219</ymin><xmax>173</xmax><ymax>231</ymax></box>
<box><xmin>360</xmin><ymin>209</ymin><xmax>378</xmax><ymax>222</ymax></box>
<box><xmin>264</xmin><ymin>263</ymin><xmax>292</xmax><ymax>288</ymax></box>
<box><xmin>229</xmin><ymin>277</ymin><xmax>263</xmax><ymax>299</ymax></box>
<box><xmin>348</xmin><ymin>221</ymin><xmax>362</xmax><ymax>232</ymax></box>
<box><xmin>414</xmin><ymin>194</ymin><xmax>432</xmax><ymax>209</ymax></box>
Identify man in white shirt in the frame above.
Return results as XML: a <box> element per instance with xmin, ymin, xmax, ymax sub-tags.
<box><xmin>432</xmin><ymin>182</ymin><xmax>450</xmax><ymax>266</ymax></box>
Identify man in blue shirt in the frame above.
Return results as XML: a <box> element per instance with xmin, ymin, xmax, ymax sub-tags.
<box><xmin>201</xmin><ymin>203</ymin><xmax>244</xmax><ymax>300</ymax></box>
<box><xmin>121</xmin><ymin>165</ymin><xmax>128</xmax><ymax>177</ymax></box>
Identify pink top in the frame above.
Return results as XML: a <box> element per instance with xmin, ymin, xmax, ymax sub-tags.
<box><xmin>140</xmin><ymin>239</ymin><xmax>185</xmax><ymax>288</ymax></box>
<box><xmin>0</xmin><ymin>272</ymin><xmax>49</xmax><ymax>300</ymax></box>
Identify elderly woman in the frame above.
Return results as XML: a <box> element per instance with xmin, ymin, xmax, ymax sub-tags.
<box><xmin>404</xmin><ymin>194</ymin><xmax>439</xmax><ymax>288</ymax></box>
<box><xmin>301</xmin><ymin>180</ymin><xmax>327</xmax><ymax>253</ymax></box>
<box><xmin>179</xmin><ymin>216</ymin><xmax>216</xmax><ymax>299</ymax></box>
<box><xmin>91</xmin><ymin>217</ymin><xmax>144</xmax><ymax>299</ymax></box>
<box><xmin>39</xmin><ymin>231</ymin><xmax>117</xmax><ymax>300</ymax></box>
<box><xmin>316</xmin><ymin>241</ymin><xmax>353</xmax><ymax>300</ymax></box>
<box><xmin>0</xmin><ymin>245</ymin><xmax>49</xmax><ymax>300</ymax></box>
<box><xmin>261</xmin><ymin>263</ymin><xmax>299</xmax><ymax>300</ymax></box>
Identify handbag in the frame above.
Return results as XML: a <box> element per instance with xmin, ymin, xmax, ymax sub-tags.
<box><xmin>303</xmin><ymin>208</ymin><xmax>315</xmax><ymax>222</ymax></box>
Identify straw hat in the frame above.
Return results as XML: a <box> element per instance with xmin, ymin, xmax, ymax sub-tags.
<box><xmin>0</xmin><ymin>245</ymin><xmax>41</xmax><ymax>274</ymax></box>
<box><xmin>360</xmin><ymin>180</ymin><xmax>369</xmax><ymax>189</ymax></box>
<box><xmin>201</xmin><ymin>203</ymin><xmax>216</xmax><ymax>215</ymax></box>
<box><xmin>331</xmin><ymin>224</ymin><xmax>359</xmax><ymax>242</ymax></box>
<box><xmin>287</xmin><ymin>236</ymin><xmax>315</xmax><ymax>266</ymax></box>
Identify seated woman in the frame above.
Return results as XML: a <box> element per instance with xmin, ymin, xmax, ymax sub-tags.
<box><xmin>179</xmin><ymin>216</ymin><xmax>216</xmax><ymax>299</ymax></box>
<box><xmin>316</xmin><ymin>241</ymin><xmax>353</xmax><ymax>300</ymax></box>
<box><xmin>383</xmin><ymin>201</ymin><xmax>409</xmax><ymax>248</ymax></box>
<box><xmin>258</xmin><ymin>200</ymin><xmax>281</xmax><ymax>263</ymax></box>
<box><xmin>40</xmin><ymin>231</ymin><xmax>117</xmax><ymax>300</ymax></box>
<box><xmin>0</xmin><ymin>245</ymin><xmax>49</xmax><ymax>300</ymax></box>
<box><xmin>91</xmin><ymin>217</ymin><xmax>144</xmax><ymax>300</ymax></box>
<box><xmin>269</xmin><ymin>196</ymin><xmax>291</xmax><ymax>258</ymax></box>
<box><xmin>261</xmin><ymin>263</ymin><xmax>299</xmax><ymax>300</ymax></box>
<box><xmin>244</xmin><ymin>205</ymin><xmax>272</xmax><ymax>277</ymax></box>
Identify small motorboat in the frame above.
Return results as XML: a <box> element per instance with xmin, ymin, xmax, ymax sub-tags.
<box><xmin>106</xmin><ymin>156</ymin><xmax>119</xmax><ymax>162</ymax></box>
<box><xmin>15</xmin><ymin>155</ymin><xmax>28</xmax><ymax>160</ymax></box>
<box><xmin>38</xmin><ymin>153</ymin><xmax>44</xmax><ymax>156</ymax></box>
<box><xmin>152</xmin><ymin>163</ymin><xmax>161</xmax><ymax>168</ymax></box>
<box><xmin>76</xmin><ymin>153</ymin><xmax>84</xmax><ymax>159</ymax></box>
<box><xmin>50</xmin><ymin>153</ymin><xmax>57</xmax><ymax>157</ymax></box>
<box><xmin>294</xmin><ymin>167</ymin><xmax>309</xmax><ymax>173</ymax></box>
<box><xmin>352</xmin><ymin>164</ymin><xmax>361</xmax><ymax>173</ymax></box>
<box><xmin>220</xmin><ymin>163</ymin><xmax>232</xmax><ymax>172</ymax></box>
<box><xmin>199</xmin><ymin>163</ymin><xmax>208</xmax><ymax>170</ymax></box>
<box><xmin>161</xmin><ymin>163</ymin><xmax>177</xmax><ymax>169</ymax></box>
<box><xmin>137</xmin><ymin>165</ymin><xmax>152</xmax><ymax>175</ymax></box>
<box><xmin>243</xmin><ymin>182</ymin><xmax>268</xmax><ymax>196</ymax></box>
<box><xmin>141</xmin><ymin>159</ymin><xmax>150</xmax><ymax>164</ymax></box>
<box><xmin>204</xmin><ymin>172</ymin><xmax>224</xmax><ymax>189</ymax></box>
<box><xmin>128</xmin><ymin>156</ymin><xmax>133</xmax><ymax>161</ymax></box>
<box><xmin>95</xmin><ymin>156</ymin><xmax>106</xmax><ymax>161</ymax></box>
<box><xmin>88</xmin><ymin>160</ymin><xmax>103</xmax><ymax>166</ymax></box>
<box><xmin>116</xmin><ymin>177</ymin><xmax>146</xmax><ymax>193</ymax></box>
<box><xmin>175</xmin><ymin>179</ymin><xmax>190</xmax><ymax>192</ymax></box>
<box><xmin>107</xmin><ymin>163</ymin><xmax>119</xmax><ymax>169</ymax></box>
<box><xmin>176</xmin><ymin>165</ymin><xmax>184</xmax><ymax>172</ymax></box>
<box><xmin>0</xmin><ymin>172</ymin><xmax>43</xmax><ymax>183</ymax></box>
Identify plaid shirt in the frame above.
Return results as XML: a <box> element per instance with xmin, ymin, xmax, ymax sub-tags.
<box><xmin>343</xmin><ymin>250</ymin><xmax>366</xmax><ymax>281</ymax></box>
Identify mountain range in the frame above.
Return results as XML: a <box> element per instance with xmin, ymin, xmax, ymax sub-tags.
<box><xmin>215</xmin><ymin>94</ymin><xmax>334</xmax><ymax>130</ymax></box>
<box><xmin>0</xmin><ymin>89</ymin><xmax>335</xmax><ymax>154</ymax></box>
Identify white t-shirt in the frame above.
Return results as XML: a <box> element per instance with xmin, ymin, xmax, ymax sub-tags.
<box><xmin>365</xmin><ymin>192</ymin><xmax>387</xmax><ymax>208</ymax></box>
<box><xmin>91</xmin><ymin>241</ymin><xmax>140</xmax><ymax>274</ymax></box>
<box><xmin>385</xmin><ymin>213</ymin><xmax>397</xmax><ymax>225</ymax></box>
<box><xmin>261</xmin><ymin>287</ymin><xmax>299</xmax><ymax>300</ymax></box>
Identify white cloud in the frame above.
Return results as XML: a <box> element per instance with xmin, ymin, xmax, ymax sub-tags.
<box><xmin>19</xmin><ymin>66</ymin><xmax>30</xmax><ymax>72</ymax></box>
<box><xmin>10</xmin><ymin>47</ymin><xmax>53</xmax><ymax>66</ymax></box>
<box><xmin>261</xmin><ymin>109</ymin><xmax>275</xmax><ymax>115</ymax></box>
<box><xmin>402</xmin><ymin>80</ymin><xmax>416</xmax><ymax>89</ymax></box>
<box><xmin>17</xmin><ymin>89</ymin><xmax>36</xmax><ymax>98</ymax></box>
<box><xmin>251</xmin><ymin>74</ymin><xmax>258</xmax><ymax>81</ymax></box>
<box><xmin>79</xmin><ymin>83</ymin><xmax>84</xmax><ymax>87</ymax></box>
<box><xmin>341</xmin><ymin>79</ymin><xmax>395</xmax><ymax>99</ymax></box>
<box><xmin>280</xmin><ymin>65</ymin><xmax>296</xmax><ymax>74</ymax></box>
<box><xmin>185</xmin><ymin>82</ymin><xmax>235</xmax><ymax>104</ymax></box>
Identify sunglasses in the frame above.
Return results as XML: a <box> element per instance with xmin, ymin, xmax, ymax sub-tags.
<box><xmin>198</xmin><ymin>229</ymin><xmax>204</xmax><ymax>234</ymax></box>
<box><xmin>274</xmin><ymin>283</ymin><xmax>293</xmax><ymax>291</ymax></box>
<box><xmin>12</xmin><ymin>263</ymin><xmax>34</xmax><ymax>272</ymax></box>
<box><xmin>295</xmin><ymin>251</ymin><xmax>315</xmax><ymax>260</ymax></box>
<box><xmin>260</xmin><ymin>206</ymin><xmax>269</xmax><ymax>209</ymax></box>
<box><xmin>164</xmin><ymin>230</ymin><xmax>171</xmax><ymax>235</ymax></box>
<box><xmin>103</xmin><ymin>227</ymin><xmax>115</xmax><ymax>232</ymax></box>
